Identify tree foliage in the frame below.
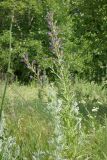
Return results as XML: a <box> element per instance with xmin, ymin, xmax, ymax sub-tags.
<box><xmin>0</xmin><ymin>0</ymin><xmax>107</xmax><ymax>82</ymax></box>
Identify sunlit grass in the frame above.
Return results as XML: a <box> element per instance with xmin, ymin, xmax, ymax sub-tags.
<box><xmin>0</xmin><ymin>82</ymin><xmax>52</xmax><ymax>159</ymax></box>
<box><xmin>0</xmin><ymin>81</ymin><xmax>107</xmax><ymax>159</ymax></box>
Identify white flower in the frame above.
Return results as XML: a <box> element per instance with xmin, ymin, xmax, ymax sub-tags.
<box><xmin>92</xmin><ymin>107</ymin><xmax>99</xmax><ymax>112</ymax></box>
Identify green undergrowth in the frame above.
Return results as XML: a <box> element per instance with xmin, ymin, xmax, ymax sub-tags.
<box><xmin>0</xmin><ymin>82</ymin><xmax>53</xmax><ymax>159</ymax></box>
<box><xmin>0</xmin><ymin>81</ymin><xmax>107</xmax><ymax>159</ymax></box>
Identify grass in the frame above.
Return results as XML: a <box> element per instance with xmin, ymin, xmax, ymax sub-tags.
<box><xmin>0</xmin><ymin>82</ymin><xmax>53</xmax><ymax>159</ymax></box>
<box><xmin>0</xmin><ymin>81</ymin><xmax>107</xmax><ymax>159</ymax></box>
<box><xmin>0</xmin><ymin>10</ymin><xmax>107</xmax><ymax>160</ymax></box>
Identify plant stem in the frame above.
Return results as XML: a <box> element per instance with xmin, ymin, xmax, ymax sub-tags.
<box><xmin>0</xmin><ymin>11</ymin><xmax>14</xmax><ymax>120</ymax></box>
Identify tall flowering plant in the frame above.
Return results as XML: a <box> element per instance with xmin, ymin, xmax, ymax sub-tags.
<box><xmin>47</xmin><ymin>11</ymin><xmax>83</xmax><ymax>159</ymax></box>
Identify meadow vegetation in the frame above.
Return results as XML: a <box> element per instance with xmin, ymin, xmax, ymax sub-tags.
<box><xmin>0</xmin><ymin>0</ymin><xmax>107</xmax><ymax>159</ymax></box>
<box><xmin>0</xmin><ymin>81</ymin><xmax>107</xmax><ymax>159</ymax></box>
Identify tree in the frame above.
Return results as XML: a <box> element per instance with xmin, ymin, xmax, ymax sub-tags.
<box><xmin>0</xmin><ymin>0</ymin><xmax>107</xmax><ymax>83</ymax></box>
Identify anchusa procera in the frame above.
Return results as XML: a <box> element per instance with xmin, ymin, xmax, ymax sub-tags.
<box><xmin>47</xmin><ymin>12</ymin><xmax>63</xmax><ymax>63</ymax></box>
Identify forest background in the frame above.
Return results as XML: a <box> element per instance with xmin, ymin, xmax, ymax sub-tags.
<box><xmin>0</xmin><ymin>0</ymin><xmax>107</xmax><ymax>83</ymax></box>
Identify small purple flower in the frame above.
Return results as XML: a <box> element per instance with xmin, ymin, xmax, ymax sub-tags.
<box><xmin>47</xmin><ymin>12</ymin><xmax>63</xmax><ymax>58</ymax></box>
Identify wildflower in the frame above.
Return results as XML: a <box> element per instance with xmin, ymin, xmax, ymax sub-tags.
<box><xmin>47</xmin><ymin>12</ymin><xmax>63</xmax><ymax>58</ymax></box>
<box><xmin>92</xmin><ymin>107</ymin><xmax>99</xmax><ymax>112</ymax></box>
